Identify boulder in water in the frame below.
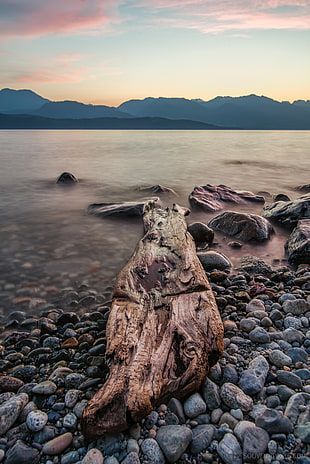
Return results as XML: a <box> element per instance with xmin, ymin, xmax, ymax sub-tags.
<box><xmin>285</xmin><ymin>219</ymin><xmax>310</xmax><ymax>265</ymax></box>
<box><xmin>136</xmin><ymin>185</ymin><xmax>177</xmax><ymax>195</ymax></box>
<box><xmin>197</xmin><ymin>250</ymin><xmax>232</xmax><ymax>271</ymax></box>
<box><xmin>262</xmin><ymin>193</ymin><xmax>310</xmax><ymax>228</ymax></box>
<box><xmin>56</xmin><ymin>172</ymin><xmax>78</xmax><ymax>184</ymax></box>
<box><xmin>208</xmin><ymin>211</ymin><xmax>273</xmax><ymax>242</ymax></box>
<box><xmin>189</xmin><ymin>184</ymin><xmax>265</xmax><ymax>212</ymax></box>
<box><xmin>87</xmin><ymin>198</ymin><xmax>161</xmax><ymax>217</ymax></box>
<box><xmin>188</xmin><ymin>222</ymin><xmax>214</xmax><ymax>244</ymax></box>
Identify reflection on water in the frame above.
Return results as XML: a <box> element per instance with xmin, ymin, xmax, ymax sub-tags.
<box><xmin>0</xmin><ymin>129</ymin><xmax>309</xmax><ymax>314</ymax></box>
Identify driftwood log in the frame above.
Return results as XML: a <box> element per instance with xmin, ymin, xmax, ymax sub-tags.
<box><xmin>82</xmin><ymin>202</ymin><xmax>224</xmax><ymax>440</ymax></box>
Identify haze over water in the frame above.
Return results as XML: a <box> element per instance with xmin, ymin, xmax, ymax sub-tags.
<box><xmin>0</xmin><ymin>129</ymin><xmax>309</xmax><ymax>314</ymax></box>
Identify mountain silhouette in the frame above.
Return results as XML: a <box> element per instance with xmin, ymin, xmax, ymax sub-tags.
<box><xmin>0</xmin><ymin>88</ymin><xmax>49</xmax><ymax>113</ymax></box>
<box><xmin>119</xmin><ymin>95</ymin><xmax>310</xmax><ymax>129</ymax></box>
<box><xmin>33</xmin><ymin>101</ymin><xmax>132</xmax><ymax>119</ymax></box>
<box><xmin>1</xmin><ymin>88</ymin><xmax>310</xmax><ymax>129</ymax></box>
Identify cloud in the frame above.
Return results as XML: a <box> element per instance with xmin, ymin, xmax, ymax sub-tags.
<box><xmin>0</xmin><ymin>0</ymin><xmax>122</xmax><ymax>37</ymax></box>
<box><xmin>133</xmin><ymin>0</ymin><xmax>310</xmax><ymax>32</ymax></box>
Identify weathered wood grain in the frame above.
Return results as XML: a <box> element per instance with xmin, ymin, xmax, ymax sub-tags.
<box><xmin>82</xmin><ymin>202</ymin><xmax>224</xmax><ymax>439</ymax></box>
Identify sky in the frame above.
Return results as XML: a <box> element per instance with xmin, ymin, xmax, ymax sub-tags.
<box><xmin>0</xmin><ymin>0</ymin><xmax>309</xmax><ymax>106</ymax></box>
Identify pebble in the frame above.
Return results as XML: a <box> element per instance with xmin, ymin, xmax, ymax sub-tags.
<box><xmin>277</xmin><ymin>370</ymin><xmax>303</xmax><ymax>389</ymax></box>
<box><xmin>141</xmin><ymin>438</ymin><xmax>165</xmax><ymax>464</ymax></box>
<box><xmin>255</xmin><ymin>408</ymin><xmax>293</xmax><ymax>434</ymax></box>
<box><xmin>242</xmin><ymin>425</ymin><xmax>270</xmax><ymax>462</ymax></box>
<box><xmin>269</xmin><ymin>349</ymin><xmax>292</xmax><ymax>367</ymax></box>
<box><xmin>202</xmin><ymin>377</ymin><xmax>221</xmax><ymax>410</ymax></box>
<box><xmin>32</xmin><ymin>380</ymin><xmax>57</xmax><ymax>395</ymax></box>
<box><xmin>220</xmin><ymin>383</ymin><xmax>253</xmax><ymax>412</ymax></box>
<box><xmin>238</xmin><ymin>355</ymin><xmax>269</xmax><ymax>396</ymax></box>
<box><xmin>4</xmin><ymin>439</ymin><xmax>40</xmax><ymax>464</ymax></box>
<box><xmin>249</xmin><ymin>327</ymin><xmax>270</xmax><ymax>344</ymax></box>
<box><xmin>190</xmin><ymin>424</ymin><xmax>215</xmax><ymax>454</ymax></box>
<box><xmin>218</xmin><ymin>432</ymin><xmax>242</xmax><ymax>464</ymax></box>
<box><xmin>42</xmin><ymin>432</ymin><xmax>73</xmax><ymax>455</ymax></box>
<box><xmin>26</xmin><ymin>409</ymin><xmax>48</xmax><ymax>431</ymax></box>
<box><xmin>155</xmin><ymin>425</ymin><xmax>193</xmax><ymax>463</ymax></box>
<box><xmin>0</xmin><ymin>393</ymin><xmax>29</xmax><ymax>435</ymax></box>
<box><xmin>183</xmin><ymin>392</ymin><xmax>206</xmax><ymax>418</ymax></box>
<box><xmin>81</xmin><ymin>448</ymin><xmax>104</xmax><ymax>464</ymax></box>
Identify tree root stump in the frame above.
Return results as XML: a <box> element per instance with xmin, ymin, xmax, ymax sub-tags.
<box><xmin>82</xmin><ymin>202</ymin><xmax>224</xmax><ymax>440</ymax></box>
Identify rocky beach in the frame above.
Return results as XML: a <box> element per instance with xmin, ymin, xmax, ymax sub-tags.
<box><xmin>0</xmin><ymin>184</ymin><xmax>309</xmax><ymax>464</ymax></box>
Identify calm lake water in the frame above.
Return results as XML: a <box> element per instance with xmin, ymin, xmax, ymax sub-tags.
<box><xmin>0</xmin><ymin>129</ymin><xmax>309</xmax><ymax>312</ymax></box>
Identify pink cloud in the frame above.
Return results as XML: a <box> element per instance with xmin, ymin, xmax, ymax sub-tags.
<box><xmin>0</xmin><ymin>0</ymin><xmax>122</xmax><ymax>37</ymax></box>
<box><xmin>135</xmin><ymin>0</ymin><xmax>310</xmax><ymax>32</ymax></box>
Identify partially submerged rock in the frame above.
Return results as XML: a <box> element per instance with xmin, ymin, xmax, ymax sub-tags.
<box><xmin>188</xmin><ymin>222</ymin><xmax>214</xmax><ymax>244</ymax></box>
<box><xmin>197</xmin><ymin>250</ymin><xmax>232</xmax><ymax>272</ymax></box>
<box><xmin>56</xmin><ymin>172</ymin><xmax>78</xmax><ymax>184</ymax></box>
<box><xmin>285</xmin><ymin>219</ymin><xmax>310</xmax><ymax>265</ymax></box>
<box><xmin>136</xmin><ymin>185</ymin><xmax>177</xmax><ymax>195</ymax></box>
<box><xmin>189</xmin><ymin>184</ymin><xmax>265</xmax><ymax>212</ymax></box>
<box><xmin>87</xmin><ymin>198</ymin><xmax>161</xmax><ymax>217</ymax></box>
<box><xmin>208</xmin><ymin>211</ymin><xmax>273</xmax><ymax>242</ymax></box>
<box><xmin>262</xmin><ymin>193</ymin><xmax>310</xmax><ymax>228</ymax></box>
<box><xmin>237</xmin><ymin>256</ymin><xmax>272</xmax><ymax>276</ymax></box>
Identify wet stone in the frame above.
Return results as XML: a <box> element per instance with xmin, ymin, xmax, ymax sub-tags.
<box><xmin>269</xmin><ymin>349</ymin><xmax>292</xmax><ymax>367</ymax></box>
<box><xmin>0</xmin><ymin>376</ymin><xmax>24</xmax><ymax>393</ymax></box>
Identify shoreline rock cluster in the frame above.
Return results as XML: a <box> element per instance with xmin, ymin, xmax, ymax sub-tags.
<box><xmin>0</xmin><ymin>260</ymin><xmax>309</xmax><ymax>464</ymax></box>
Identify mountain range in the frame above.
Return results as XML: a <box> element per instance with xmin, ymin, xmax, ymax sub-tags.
<box><xmin>0</xmin><ymin>88</ymin><xmax>309</xmax><ymax>130</ymax></box>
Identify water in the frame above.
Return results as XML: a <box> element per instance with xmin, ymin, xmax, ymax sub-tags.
<box><xmin>0</xmin><ymin>129</ymin><xmax>309</xmax><ymax>314</ymax></box>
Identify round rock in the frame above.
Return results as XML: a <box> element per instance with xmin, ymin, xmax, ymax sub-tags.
<box><xmin>183</xmin><ymin>392</ymin><xmax>206</xmax><ymax>418</ymax></box>
<box><xmin>26</xmin><ymin>409</ymin><xmax>48</xmax><ymax>432</ymax></box>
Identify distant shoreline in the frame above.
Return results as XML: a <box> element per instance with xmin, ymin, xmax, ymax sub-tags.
<box><xmin>0</xmin><ymin>114</ymin><xmax>226</xmax><ymax>130</ymax></box>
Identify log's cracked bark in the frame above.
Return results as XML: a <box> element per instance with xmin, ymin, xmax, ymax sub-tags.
<box><xmin>82</xmin><ymin>202</ymin><xmax>224</xmax><ymax>440</ymax></box>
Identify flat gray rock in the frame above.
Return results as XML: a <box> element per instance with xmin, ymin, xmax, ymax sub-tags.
<box><xmin>189</xmin><ymin>184</ymin><xmax>265</xmax><ymax>212</ymax></box>
<box><xmin>218</xmin><ymin>433</ymin><xmax>242</xmax><ymax>464</ymax></box>
<box><xmin>87</xmin><ymin>198</ymin><xmax>161</xmax><ymax>217</ymax></box>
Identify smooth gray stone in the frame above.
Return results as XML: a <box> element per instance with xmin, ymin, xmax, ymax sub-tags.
<box><xmin>242</xmin><ymin>426</ymin><xmax>269</xmax><ymax>463</ymax></box>
<box><xmin>61</xmin><ymin>451</ymin><xmax>80</xmax><ymax>464</ymax></box>
<box><xmin>202</xmin><ymin>377</ymin><xmax>221</xmax><ymax>410</ymax></box>
<box><xmin>218</xmin><ymin>433</ymin><xmax>242</xmax><ymax>464</ymax></box>
<box><xmin>284</xmin><ymin>393</ymin><xmax>310</xmax><ymax>423</ymax></box>
<box><xmin>269</xmin><ymin>349</ymin><xmax>292</xmax><ymax>367</ymax></box>
<box><xmin>0</xmin><ymin>393</ymin><xmax>28</xmax><ymax>435</ymax></box>
<box><xmin>197</xmin><ymin>251</ymin><xmax>232</xmax><ymax>271</ymax></box>
<box><xmin>141</xmin><ymin>438</ymin><xmax>165</xmax><ymax>464</ymax></box>
<box><xmin>255</xmin><ymin>408</ymin><xmax>293</xmax><ymax>434</ymax></box>
<box><xmin>286</xmin><ymin>347</ymin><xmax>308</xmax><ymax>363</ymax></box>
<box><xmin>277</xmin><ymin>370</ymin><xmax>303</xmax><ymax>389</ymax></box>
<box><xmin>156</xmin><ymin>425</ymin><xmax>193</xmax><ymax>463</ymax></box>
<box><xmin>249</xmin><ymin>327</ymin><xmax>270</xmax><ymax>344</ymax></box>
<box><xmin>183</xmin><ymin>393</ymin><xmax>206</xmax><ymax>419</ymax></box>
<box><xmin>238</xmin><ymin>355</ymin><xmax>269</xmax><ymax>396</ymax></box>
<box><xmin>295</xmin><ymin>423</ymin><xmax>310</xmax><ymax>443</ymax></box>
<box><xmin>190</xmin><ymin>424</ymin><xmax>215</xmax><ymax>454</ymax></box>
<box><xmin>4</xmin><ymin>439</ymin><xmax>40</xmax><ymax>464</ymax></box>
<box><xmin>96</xmin><ymin>433</ymin><xmax>125</xmax><ymax>456</ymax></box>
